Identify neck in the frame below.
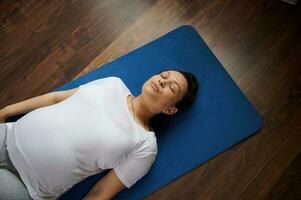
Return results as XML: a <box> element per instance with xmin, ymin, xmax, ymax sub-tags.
<box><xmin>130</xmin><ymin>95</ymin><xmax>157</xmax><ymax>130</ymax></box>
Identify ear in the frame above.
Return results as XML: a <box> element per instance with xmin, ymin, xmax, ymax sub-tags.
<box><xmin>162</xmin><ymin>106</ymin><xmax>178</xmax><ymax>115</ymax></box>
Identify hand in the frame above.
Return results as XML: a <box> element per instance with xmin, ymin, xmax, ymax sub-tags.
<box><xmin>0</xmin><ymin>108</ymin><xmax>8</xmax><ymax>123</ymax></box>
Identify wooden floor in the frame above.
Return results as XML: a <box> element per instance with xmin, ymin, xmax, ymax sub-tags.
<box><xmin>1</xmin><ymin>0</ymin><xmax>300</xmax><ymax>199</ymax></box>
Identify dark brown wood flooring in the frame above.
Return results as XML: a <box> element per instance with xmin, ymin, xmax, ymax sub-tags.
<box><xmin>1</xmin><ymin>0</ymin><xmax>300</xmax><ymax>199</ymax></box>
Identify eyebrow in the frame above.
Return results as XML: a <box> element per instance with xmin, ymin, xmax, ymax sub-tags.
<box><xmin>166</xmin><ymin>71</ymin><xmax>181</xmax><ymax>93</ymax></box>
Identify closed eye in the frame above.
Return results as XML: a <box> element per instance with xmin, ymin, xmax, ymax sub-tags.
<box><xmin>160</xmin><ymin>73</ymin><xmax>167</xmax><ymax>79</ymax></box>
<box><xmin>161</xmin><ymin>73</ymin><xmax>176</xmax><ymax>93</ymax></box>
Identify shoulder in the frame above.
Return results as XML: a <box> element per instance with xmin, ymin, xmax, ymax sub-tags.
<box><xmin>131</xmin><ymin>135</ymin><xmax>158</xmax><ymax>158</ymax></box>
<box><xmin>108</xmin><ymin>76</ymin><xmax>123</xmax><ymax>83</ymax></box>
<box><xmin>97</xmin><ymin>76</ymin><xmax>123</xmax><ymax>86</ymax></box>
<box><xmin>105</xmin><ymin>77</ymin><xmax>127</xmax><ymax>88</ymax></box>
<box><xmin>108</xmin><ymin>77</ymin><xmax>131</xmax><ymax>94</ymax></box>
<box><xmin>80</xmin><ymin>76</ymin><xmax>126</xmax><ymax>90</ymax></box>
<box><xmin>78</xmin><ymin>76</ymin><xmax>122</xmax><ymax>88</ymax></box>
<box><xmin>145</xmin><ymin>135</ymin><xmax>158</xmax><ymax>152</ymax></box>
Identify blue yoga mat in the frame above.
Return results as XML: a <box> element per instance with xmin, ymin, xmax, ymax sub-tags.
<box><xmin>8</xmin><ymin>25</ymin><xmax>263</xmax><ymax>200</ymax></box>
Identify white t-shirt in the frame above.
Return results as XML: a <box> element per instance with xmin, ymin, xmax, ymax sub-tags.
<box><xmin>5</xmin><ymin>77</ymin><xmax>157</xmax><ymax>200</ymax></box>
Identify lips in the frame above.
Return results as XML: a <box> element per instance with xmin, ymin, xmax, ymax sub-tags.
<box><xmin>151</xmin><ymin>82</ymin><xmax>159</xmax><ymax>92</ymax></box>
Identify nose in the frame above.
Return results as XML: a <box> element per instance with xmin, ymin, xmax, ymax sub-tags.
<box><xmin>158</xmin><ymin>79</ymin><xmax>166</xmax><ymax>88</ymax></box>
<box><xmin>158</xmin><ymin>79</ymin><xmax>162</xmax><ymax>88</ymax></box>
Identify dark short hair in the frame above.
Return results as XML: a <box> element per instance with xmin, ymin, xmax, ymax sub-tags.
<box><xmin>173</xmin><ymin>69</ymin><xmax>199</xmax><ymax>112</ymax></box>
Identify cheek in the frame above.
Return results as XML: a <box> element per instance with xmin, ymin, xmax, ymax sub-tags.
<box><xmin>168</xmin><ymin>92</ymin><xmax>182</xmax><ymax>103</ymax></box>
<box><xmin>160</xmin><ymin>91</ymin><xmax>177</xmax><ymax>104</ymax></box>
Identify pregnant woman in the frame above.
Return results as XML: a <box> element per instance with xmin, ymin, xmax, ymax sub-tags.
<box><xmin>0</xmin><ymin>69</ymin><xmax>198</xmax><ymax>200</ymax></box>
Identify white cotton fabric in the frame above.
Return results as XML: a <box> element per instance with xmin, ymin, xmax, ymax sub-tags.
<box><xmin>5</xmin><ymin>77</ymin><xmax>157</xmax><ymax>200</ymax></box>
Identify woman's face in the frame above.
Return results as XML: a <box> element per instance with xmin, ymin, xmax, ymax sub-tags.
<box><xmin>141</xmin><ymin>70</ymin><xmax>188</xmax><ymax>115</ymax></box>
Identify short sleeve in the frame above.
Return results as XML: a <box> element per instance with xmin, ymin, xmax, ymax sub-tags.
<box><xmin>79</xmin><ymin>77</ymin><xmax>121</xmax><ymax>89</ymax></box>
<box><xmin>113</xmin><ymin>142</ymin><xmax>157</xmax><ymax>188</ymax></box>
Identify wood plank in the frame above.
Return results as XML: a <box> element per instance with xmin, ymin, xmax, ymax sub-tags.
<box><xmin>0</xmin><ymin>0</ymin><xmax>156</xmax><ymax>106</ymax></box>
<box><xmin>265</xmin><ymin>151</ymin><xmax>301</xmax><ymax>200</ymax></box>
<box><xmin>238</xmin><ymin>124</ymin><xmax>301</xmax><ymax>199</ymax></box>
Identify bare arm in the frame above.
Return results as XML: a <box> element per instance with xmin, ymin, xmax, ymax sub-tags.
<box><xmin>1</xmin><ymin>87</ymin><xmax>78</xmax><ymax>120</ymax></box>
<box><xmin>2</xmin><ymin>92</ymin><xmax>57</xmax><ymax>119</ymax></box>
<box><xmin>83</xmin><ymin>169</ymin><xmax>126</xmax><ymax>200</ymax></box>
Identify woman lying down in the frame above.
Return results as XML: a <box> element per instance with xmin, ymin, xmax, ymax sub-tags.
<box><xmin>0</xmin><ymin>69</ymin><xmax>198</xmax><ymax>200</ymax></box>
